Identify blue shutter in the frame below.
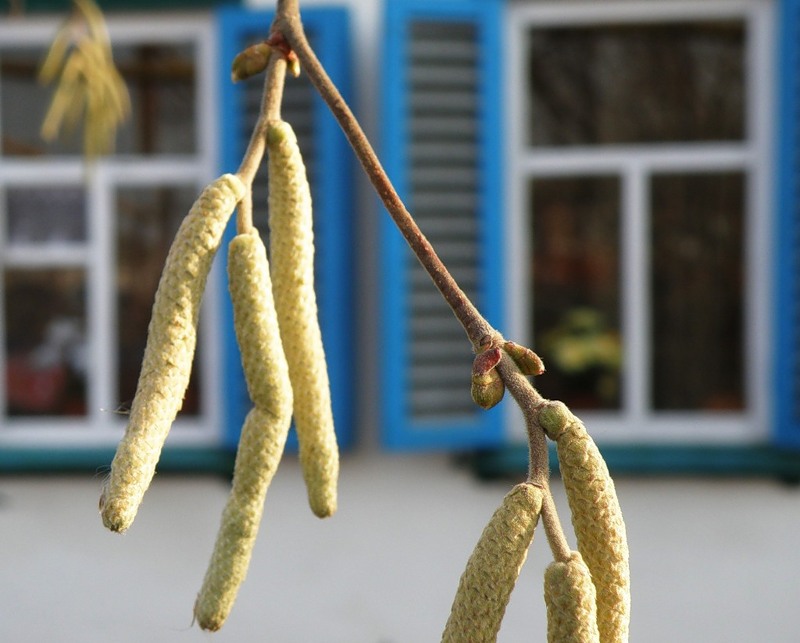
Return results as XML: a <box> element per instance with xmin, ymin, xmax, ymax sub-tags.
<box><xmin>380</xmin><ymin>0</ymin><xmax>505</xmax><ymax>450</ymax></box>
<box><xmin>776</xmin><ymin>0</ymin><xmax>800</xmax><ymax>448</ymax></box>
<box><xmin>217</xmin><ymin>7</ymin><xmax>354</xmax><ymax>451</ymax></box>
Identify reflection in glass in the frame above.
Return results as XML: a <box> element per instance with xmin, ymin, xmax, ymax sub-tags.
<box><xmin>116</xmin><ymin>185</ymin><xmax>201</xmax><ymax>416</ymax></box>
<box><xmin>0</xmin><ymin>42</ymin><xmax>196</xmax><ymax>156</ymax></box>
<box><xmin>6</xmin><ymin>186</ymin><xmax>86</xmax><ymax>244</ymax></box>
<box><xmin>527</xmin><ymin>21</ymin><xmax>744</xmax><ymax>146</ymax></box>
<box><xmin>4</xmin><ymin>269</ymin><xmax>87</xmax><ymax>416</ymax></box>
<box><xmin>651</xmin><ymin>172</ymin><xmax>745</xmax><ymax>411</ymax></box>
<box><xmin>530</xmin><ymin>176</ymin><xmax>622</xmax><ymax>409</ymax></box>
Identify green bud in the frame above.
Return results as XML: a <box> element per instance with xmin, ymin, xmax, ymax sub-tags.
<box><xmin>471</xmin><ymin>348</ymin><xmax>505</xmax><ymax>409</ymax></box>
<box><xmin>503</xmin><ymin>341</ymin><xmax>545</xmax><ymax>376</ymax></box>
<box><xmin>231</xmin><ymin>43</ymin><xmax>272</xmax><ymax>83</ymax></box>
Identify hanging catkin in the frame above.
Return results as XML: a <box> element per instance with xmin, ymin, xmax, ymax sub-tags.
<box><xmin>193</xmin><ymin>231</ymin><xmax>293</xmax><ymax>631</ymax></box>
<box><xmin>544</xmin><ymin>551</ymin><xmax>600</xmax><ymax>643</ymax></box>
<box><xmin>267</xmin><ymin>120</ymin><xmax>338</xmax><ymax>518</ymax></box>
<box><xmin>100</xmin><ymin>174</ymin><xmax>245</xmax><ymax>534</ymax></box>
<box><xmin>539</xmin><ymin>401</ymin><xmax>630</xmax><ymax>643</ymax></box>
<box><xmin>441</xmin><ymin>483</ymin><xmax>543</xmax><ymax>643</ymax></box>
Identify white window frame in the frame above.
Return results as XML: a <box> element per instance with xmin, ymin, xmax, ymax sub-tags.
<box><xmin>505</xmin><ymin>0</ymin><xmax>775</xmax><ymax>444</ymax></box>
<box><xmin>0</xmin><ymin>14</ymin><xmax>222</xmax><ymax>448</ymax></box>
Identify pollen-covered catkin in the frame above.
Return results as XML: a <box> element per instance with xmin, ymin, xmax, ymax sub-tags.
<box><xmin>100</xmin><ymin>174</ymin><xmax>245</xmax><ymax>533</ymax></box>
<box><xmin>193</xmin><ymin>409</ymin><xmax>290</xmax><ymax>631</ymax></box>
<box><xmin>193</xmin><ymin>230</ymin><xmax>293</xmax><ymax>631</ymax></box>
<box><xmin>267</xmin><ymin>120</ymin><xmax>338</xmax><ymax>518</ymax></box>
<box><xmin>441</xmin><ymin>483</ymin><xmax>543</xmax><ymax>643</ymax></box>
<box><xmin>226</xmin><ymin>231</ymin><xmax>293</xmax><ymax>412</ymax></box>
<box><xmin>544</xmin><ymin>551</ymin><xmax>600</xmax><ymax>643</ymax></box>
<box><xmin>542</xmin><ymin>403</ymin><xmax>630</xmax><ymax>643</ymax></box>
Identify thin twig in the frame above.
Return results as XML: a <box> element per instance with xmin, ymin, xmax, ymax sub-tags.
<box><xmin>496</xmin><ymin>353</ymin><xmax>571</xmax><ymax>561</ymax></box>
<box><xmin>495</xmin><ymin>354</ymin><xmax>547</xmax><ymax>485</ymax></box>
<box><xmin>276</xmin><ymin>13</ymin><xmax>498</xmax><ymax>351</ymax></box>
<box><xmin>541</xmin><ymin>490</ymin><xmax>572</xmax><ymax>563</ymax></box>
<box><xmin>235</xmin><ymin>53</ymin><xmax>287</xmax><ymax>233</ymax></box>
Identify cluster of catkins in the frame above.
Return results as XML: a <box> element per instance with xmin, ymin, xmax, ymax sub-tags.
<box><xmin>99</xmin><ymin>119</ymin><xmax>338</xmax><ymax>631</ymax></box>
<box><xmin>39</xmin><ymin>0</ymin><xmax>130</xmax><ymax>157</ymax></box>
<box><xmin>442</xmin><ymin>400</ymin><xmax>630</xmax><ymax>643</ymax></box>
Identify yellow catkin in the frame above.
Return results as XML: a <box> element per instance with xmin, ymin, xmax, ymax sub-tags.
<box><xmin>441</xmin><ymin>483</ymin><xmax>543</xmax><ymax>643</ymax></box>
<box><xmin>267</xmin><ymin>120</ymin><xmax>338</xmax><ymax>518</ymax></box>
<box><xmin>544</xmin><ymin>551</ymin><xmax>601</xmax><ymax>643</ymax></box>
<box><xmin>100</xmin><ymin>174</ymin><xmax>245</xmax><ymax>533</ymax></box>
<box><xmin>542</xmin><ymin>404</ymin><xmax>631</xmax><ymax>643</ymax></box>
<box><xmin>193</xmin><ymin>230</ymin><xmax>293</xmax><ymax>631</ymax></box>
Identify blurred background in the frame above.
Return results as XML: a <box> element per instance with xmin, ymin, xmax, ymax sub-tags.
<box><xmin>3</xmin><ymin>0</ymin><xmax>800</xmax><ymax>640</ymax></box>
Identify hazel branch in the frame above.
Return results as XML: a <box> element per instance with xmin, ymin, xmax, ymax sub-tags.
<box><xmin>275</xmin><ymin>13</ymin><xmax>498</xmax><ymax>351</ymax></box>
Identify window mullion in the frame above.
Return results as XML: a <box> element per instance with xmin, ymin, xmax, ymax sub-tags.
<box><xmin>621</xmin><ymin>164</ymin><xmax>651</xmax><ymax>430</ymax></box>
<box><xmin>0</xmin><ymin>182</ymin><xmax>6</xmax><ymax>421</ymax></box>
<box><xmin>86</xmin><ymin>171</ymin><xmax>115</xmax><ymax>429</ymax></box>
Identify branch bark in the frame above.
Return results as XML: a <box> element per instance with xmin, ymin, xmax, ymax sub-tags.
<box><xmin>275</xmin><ymin>13</ymin><xmax>499</xmax><ymax>351</ymax></box>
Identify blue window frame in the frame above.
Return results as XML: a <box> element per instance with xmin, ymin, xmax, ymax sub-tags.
<box><xmin>380</xmin><ymin>0</ymin><xmax>505</xmax><ymax>450</ymax></box>
<box><xmin>217</xmin><ymin>6</ymin><xmax>354</xmax><ymax>451</ymax></box>
<box><xmin>775</xmin><ymin>0</ymin><xmax>800</xmax><ymax>448</ymax></box>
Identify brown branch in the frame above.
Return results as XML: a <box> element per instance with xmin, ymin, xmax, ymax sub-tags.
<box><xmin>275</xmin><ymin>13</ymin><xmax>498</xmax><ymax>351</ymax></box>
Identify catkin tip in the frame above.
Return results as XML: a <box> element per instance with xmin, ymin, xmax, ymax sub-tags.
<box><xmin>100</xmin><ymin>500</ymin><xmax>132</xmax><ymax>533</ymax></box>
<box><xmin>311</xmin><ymin>500</ymin><xmax>337</xmax><ymax>519</ymax></box>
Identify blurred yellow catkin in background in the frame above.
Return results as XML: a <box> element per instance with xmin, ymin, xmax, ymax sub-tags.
<box><xmin>39</xmin><ymin>0</ymin><xmax>130</xmax><ymax>158</ymax></box>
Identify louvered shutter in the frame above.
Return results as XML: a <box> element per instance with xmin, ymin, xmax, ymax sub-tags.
<box><xmin>217</xmin><ymin>7</ymin><xmax>354</xmax><ymax>450</ymax></box>
<box><xmin>380</xmin><ymin>0</ymin><xmax>505</xmax><ymax>450</ymax></box>
<box><xmin>776</xmin><ymin>0</ymin><xmax>800</xmax><ymax>448</ymax></box>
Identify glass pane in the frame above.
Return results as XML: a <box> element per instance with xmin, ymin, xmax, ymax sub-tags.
<box><xmin>0</xmin><ymin>46</ymin><xmax>82</xmax><ymax>155</ymax></box>
<box><xmin>116</xmin><ymin>185</ymin><xmax>202</xmax><ymax>416</ymax></box>
<box><xmin>530</xmin><ymin>176</ymin><xmax>622</xmax><ymax>409</ymax></box>
<box><xmin>0</xmin><ymin>42</ymin><xmax>196</xmax><ymax>156</ymax></box>
<box><xmin>650</xmin><ymin>172</ymin><xmax>745</xmax><ymax>411</ymax></box>
<box><xmin>527</xmin><ymin>21</ymin><xmax>745</xmax><ymax>146</ymax></box>
<box><xmin>113</xmin><ymin>43</ymin><xmax>197</xmax><ymax>155</ymax></box>
<box><xmin>6</xmin><ymin>186</ymin><xmax>86</xmax><ymax>244</ymax></box>
<box><xmin>4</xmin><ymin>268</ymin><xmax>87</xmax><ymax>416</ymax></box>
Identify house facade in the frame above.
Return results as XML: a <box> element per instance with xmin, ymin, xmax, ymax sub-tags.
<box><xmin>1</xmin><ymin>0</ymin><xmax>799</xmax><ymax>472</ymax></box>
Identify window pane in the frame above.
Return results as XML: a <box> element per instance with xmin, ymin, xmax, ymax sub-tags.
<box><xmin>530</xmin><ymin>176</ymin><xmax>622</xmax><ymax>409</ymax></box>
<box><xmin>650</xmin><ymin>172</ymin><xmax>745</xmax><ymax>411</ymax></box>
<box><xmin>527</xmin><ymin>22</ymin><xmax>745</xmax><ymax>146</ymax></box>
<box><xmin>6</xmin><ymin>186</ymin><xmax>86</xmax><ymax>244</ymax></box>
<box><xmin>116</xmin><ymin>185</ymin><xmax>201</xmax><ymax>416</ymax></box>
<box><xmin>0</xmin><ymin>46</ymin><xmax>82</xmax><ymax>155</ymax></box>
<box><xmin>0</xmin><ymin>42</ymin><xmax>196</xmax><ymax>156</ymax></box>
<box><xmin>113</xmin><ymin>43</ymin><xmax>197</xmax><ymax>155</ymax></box>
<box><xmin>4</xmin><ymin>268</ymin><xmax>87</xmax><ymax>416</ymax></box>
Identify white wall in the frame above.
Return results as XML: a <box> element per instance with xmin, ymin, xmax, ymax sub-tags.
<box><xmin>3</xmin><ymin>455</ymin><xmax>800</xmax><ymax>641</ymax></box>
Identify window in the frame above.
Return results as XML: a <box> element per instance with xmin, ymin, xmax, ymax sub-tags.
<box><xmin>507</xmin><ymin>1</ymin><xmax>773</xmax><ymax>442</ymax></box>
<box><xmin>0</xmin><ymin>17</ymin><xmax>219</xmax><ymax>450</ymax></box>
